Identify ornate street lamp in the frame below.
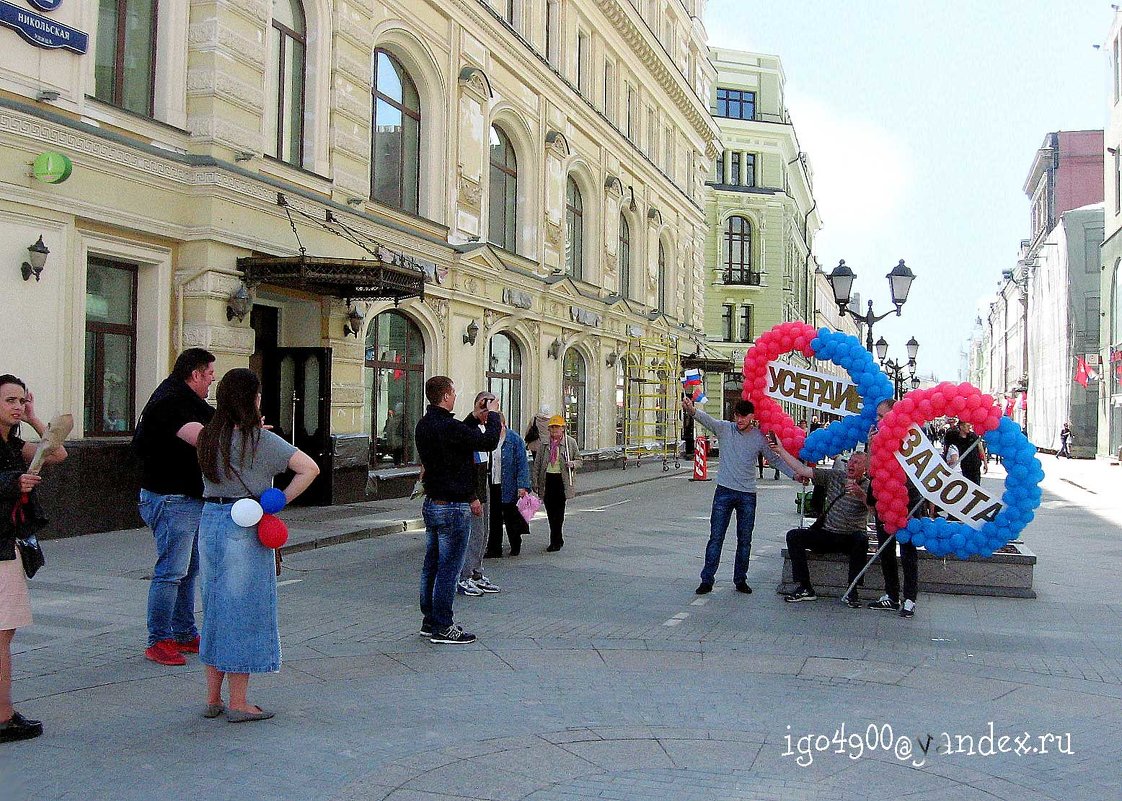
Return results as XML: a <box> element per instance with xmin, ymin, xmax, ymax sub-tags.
<box><xmin>878</xmin><ymin>336</ymin><xmax>919</xmax><ymax>400</ymax></box>
<box><xmin>827</xmin><ymin>258</ymin><xmax>917</xmax><ymax>352</ymax></box>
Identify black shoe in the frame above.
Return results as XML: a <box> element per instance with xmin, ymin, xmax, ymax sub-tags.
<box><xmin>899</xmin><ymin>600</ymin><xmax>916</xmax><ymax>618</ymax></box>
<box><xmin>867</xmin><ymin>595</ymin><xmax>899</xmax><ymax>611</ymax></box>
<box><xmin>509</xmin><ymin>542</ymin><xmax>521</xmax><ymax>556</ymax></box>
<box><xmin>843</xmin><ymin>593</ymin><xmax>862</xmax><ymax>609</ymax></box>
<box><xmin>0</xmin><ymin>712</ymin><xmax>43</xmax><ymax>743</ymax></box>
<box><xmin>546</xmin><ymin>543</ymin><xmax>562</xmax><ymax>552</ymax></box>
<box><xmin>484</xmin><ymin>550</ymin><xmax>503</xmax><ymax>559</ymax></box>
<box><xmin>784</xmin><ymin>586</ymin><xmax>817</xmax><ymax>603</ymax></box>
<box><xmin>734</xmin><ymin>581</ymin><xmax>753</xmax><ymax>594</ymax></box>
<box><xmin>429</xmin><ymin>623</ymin><xmax>477</xmax><ymax>644</ymax></box>
<box><xmin>695</xmin><ymin>582</ymin><xmax>713</xmax><ymax>594</ymax></box>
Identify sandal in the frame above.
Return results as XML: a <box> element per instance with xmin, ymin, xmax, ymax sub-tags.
<box><xmin>225</xmin><ymin>707</ymin><xmax>275</xmax><ymax>722</ymax></box>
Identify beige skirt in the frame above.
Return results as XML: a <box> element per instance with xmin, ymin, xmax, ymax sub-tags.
<box><xmin>0</xmin><ymin>545</ymin><xmax>32</xmax><ymax>630</ymax></box>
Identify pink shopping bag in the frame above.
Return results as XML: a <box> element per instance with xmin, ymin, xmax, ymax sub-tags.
<box><xmin>516</xmin><ymin>492</ymin><xmax>542</xmax><ymax>523</ymax></box>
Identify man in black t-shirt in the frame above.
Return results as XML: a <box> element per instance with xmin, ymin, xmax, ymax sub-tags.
<box><xmin>943</xmin><ymin>418</ymin><xmax>987</xmax><ymax>485</ymax></box>
<box><xmin>132</xmin><ymin>349</ymin><xmax>215</xmax><ymax>666</ymax></box>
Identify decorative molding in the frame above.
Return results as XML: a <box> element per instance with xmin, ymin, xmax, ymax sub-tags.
<box><xmin>627</xmin><ymin>324</ymin><xmax>644</xmax><ymax>338</ymax></box>
<box><xmin>458</xmin><ymin>66</ymin><xmax>494</xmax><ymax>101</ymax></box>
<box><xmin>570</xmin><ymin>306</ymin><xmax>603</xmax><ymax>328</ymax></box>
<box><xmin>423</xmin><ymin>295</ymin><xmax>449</xmax><ymax>331</ymax></box>
<box><xmin>545</xmin><ymin>220</ymin><xmax>563</xmax><ymax>247</ymax></box>
<box><xmin>182</xmin><ymin>323</ymin><xmax>255</xmax><ymax>355</ymax></box>
<box><xmin>458</xmin><ymin>173</ymin><xmax>482</xmax><ymax>210</ymax></box>
<box><xmin>482</xmin><ymin>308</ymin><xmax>497</xmax><ymax>330</ymax></box>
<box><xmin>180</xmin><ymin>270</ymin><xmax>243</xmax><ymax>298</ymax></box>
<box><xmin>503</xmin><ymin>288</ymin><xmax>533</xmax><ymax>309</ymax></box>
<box><xmin>604</xmin><ymin>175</ymin><xmax>624</xmax><ymax>196</ymax></box>
<box><xmin>528</xmin><ymin>320</ymin><xmax>541</xmax><ymax>343</ymax></box>
<box><xmin>545</xmin><ymin>130</ymin><xmax>571</xmax><ymax>159</ymax></box>
<box><xmin>647</xmin><ymin>206</ymin><xmax>663</xmax><ymax>226</ymax></box>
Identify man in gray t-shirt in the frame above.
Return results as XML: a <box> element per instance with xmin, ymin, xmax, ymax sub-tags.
<box><xmin>769</xmin><ymin>439</ymin><xmax>872</xmax><ymax>608</ymax></box>
<box><xmin>683</xmin><ymin>396</ymin><xmax>794</xmax><ymax>595</ymax></box>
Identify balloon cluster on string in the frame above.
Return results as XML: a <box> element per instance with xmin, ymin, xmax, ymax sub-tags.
<box><xmin>742</xmin><ymin>322</ymin><xmax>893</xmax><ymax>460</ymax></box>
<box><xmin>869</xmin><ymin>382</ymin><xmax>1042</xmax><ymax>559</ymax></box>
<box><xmin>229</xmin><ymin>487</ymin><xmax>290</xmax><ymax>549</ymax></box>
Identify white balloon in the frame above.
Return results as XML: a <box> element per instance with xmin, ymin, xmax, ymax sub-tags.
<box><xmin>230</xmin><ymin>498</ymin><xmax>264</xmax><ymax>527</ymax></box>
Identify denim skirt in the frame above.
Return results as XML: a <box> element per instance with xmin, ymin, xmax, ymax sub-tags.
<box><xmin>198</xmin><ymin>503</ymin><xmax>280</xmax><ymax>673</ymax></box>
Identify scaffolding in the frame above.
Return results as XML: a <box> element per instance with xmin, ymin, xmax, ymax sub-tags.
<box><xmin>619</xmin><ymin>332</ymin><xmax>682</xmax><ymax>470</ymax></box>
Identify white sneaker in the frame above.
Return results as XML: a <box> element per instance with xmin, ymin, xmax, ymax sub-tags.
<box><xmin>457</xmin><ymin>578</ymin><xmax>484</xmax><ymax>596</ymax></box>
<box><xmin>899</xmin><ymin>599</ymin><xmax>916</xmax><ymax>618</ymax></box>
<box><xmin>472</xmin><ymin>575</ymin><xmax>501</xmax><ymax>593</ymax></box>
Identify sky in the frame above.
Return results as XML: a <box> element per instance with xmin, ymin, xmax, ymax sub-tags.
<box><xmin>704</xmin><ymin>0</ymin><xmax>1114</xmax><ymax>381</ymax></box>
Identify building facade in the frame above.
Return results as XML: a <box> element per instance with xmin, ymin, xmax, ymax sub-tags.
<box><xmin>1102</xmin><ymin>12</ymin><xmax>1122</xmax><ymax>459</ymax></box>
<box><xmin>699</xmin><ymin>48</ymin><xmax>822</xmax><ymax>420</ymax></box>
<box><xmin>0</xmin><ymin>0</ymin><xmax>720</xmax><ymax>534</ymax></box>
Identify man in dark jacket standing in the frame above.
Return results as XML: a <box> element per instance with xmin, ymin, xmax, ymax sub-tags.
<box><xmin>415</xmin><ymin>376</ymin><xmax>501</xmax><ymax>644</ymax></box>
<box><xmin>132</xmin><ymin>349</ymin><xmax>215</xmax><ymax>666</ymax></box>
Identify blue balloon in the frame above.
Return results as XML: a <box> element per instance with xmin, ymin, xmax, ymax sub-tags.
<box><xmin>260</xmin><ymin>487</ymin><xmax>287</xmax><ymax>514</ymax></box>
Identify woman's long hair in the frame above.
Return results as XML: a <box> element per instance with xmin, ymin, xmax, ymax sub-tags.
<box><xmin>0</xmin><ymin>374</ymin><xmax>27</xmax><ymax>441</ymax></box>
<box><xmin>197</xmin><ymin>368</ymin><xmax>262</xmax><ymax>483</ymax></box>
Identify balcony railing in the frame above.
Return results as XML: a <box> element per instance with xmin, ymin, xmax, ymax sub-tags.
<box><xmin>724</xmin><ymin>271</ymin><xmax>762</xmax><ymax>286</ymax></box>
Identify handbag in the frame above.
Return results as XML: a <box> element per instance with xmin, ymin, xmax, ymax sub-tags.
<box><xmin>516</xmin><ymin>491</ymin><xmax>541</xmax><ymax>523</ymax></box>
<box><xmin>16</xmin><ymin>534</ymin><xmax>45</xmax><ymax>579</ymax></box>
<box><xmin>11</xmin><ymin>495</ymin><xmax>46</xmax><ymax>578</ymax></box>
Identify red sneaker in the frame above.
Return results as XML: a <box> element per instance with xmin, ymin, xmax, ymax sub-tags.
<box><xmin>174</xmin><ymin>636</ymin><xmax>201</xmax><ymax>654</ymax></box>
<box><xmin>145</xmin><ymin>640</ymin><xmax>187</xmax><ymax>666</ymax></box>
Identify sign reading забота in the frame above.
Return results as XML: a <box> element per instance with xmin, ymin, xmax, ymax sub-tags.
<box><xmin>765</xmin><ymin>361</ymin><xmax>862</xmax><ymax>417</ymax></box>
<box><xmin>896</xmin><ymin>424</ymin><xmax>1005</xmax><ymax>530</ymax></box>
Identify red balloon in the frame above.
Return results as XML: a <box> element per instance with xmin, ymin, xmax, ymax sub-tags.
<box><xmin>257</xmin><ymin>513</ymin><xmax>289</xmax><ymax>549</ymax></box>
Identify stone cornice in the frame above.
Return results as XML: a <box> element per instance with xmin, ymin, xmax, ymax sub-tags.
<box><xmin>594</xmin><ymin>0</ymin><xmax>718</xmax><ymax>148</ymax></box>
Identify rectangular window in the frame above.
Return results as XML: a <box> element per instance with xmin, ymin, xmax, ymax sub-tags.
<box><xmin>603</xmin><ymin>61</ymin><xmax>615</xmax><ymax>121</ymax></box>
<box><xmin>730</xmin><ymin>152</ymin><xmax>741</xmax><ymax>186</ymax></box>
<box><xmin>715</xmin><ymin>154</ymin><xmax>725</xmax><ymax>184</ymax></box>
<box><xmin>1116</xmin><ymin>36</ymin><xmax>1121</xmax><ymax>105</ymax></box>
<box><xmin>715</xmin><ymin>87</ymin><xmax>755</xmax><ymax>121</ymax></box>
<box><xmin>94</xmin><ymin>0</ymin><xmax>157</xmax><ymax>116</ymax></box>
<box><xmin>1087</xmin><ymin>297</ymin><xmax>1101</xmax><ymax>342</ymax></box>
<box><xmin>84</xmin><ymin>257</ymin><xmax>138</xmax><ymax>436</ymax></box>
<box><xmin>722</xmin><ymin>305</ymin><xmax>734</xmax><ymax>342</ymax></box>
<box><xmin>503</xmin><ymin>0</ymin><xmax>517</xmax><ymax>27</ymax></box>
<box><xmin>626</xmin><ymin>83</ymin><xmax>636</xmax><ymax>140</ymax></box>
<box><xmin>739</xmin><ymin>306</ymin><xmax>753</xmax><ymax>342</ymax></box>
<box><xmin>577</xmin><ymin>30</ymin><xmax>589</xmax><ymax>94</ymax></box>
<box><xmin>744</xmin><ymin>153</ymin><xmax>756</xmax><ymax>188</ymax></box>
<box><xmin>647</xmin><ymin>106</ymin><xmax>657</xmax><ymax>158</ymax></box>
<box><xmin>664</xmin><ymin>125</ymin><xmax>673</xmax><ymax>174</ymax></box>
<box><xmin>545</xmin><ymin>1</ymin><xmax>558</xmax><ymax>65</ymax></box>
<box><xmin>1115</xmin><ymin>150</ymin><xmax>1120</xmax><ymax>215</ymax></box>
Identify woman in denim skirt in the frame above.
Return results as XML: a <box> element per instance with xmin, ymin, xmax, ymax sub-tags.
<box><xmin>195</xmin><ymin>369</ymin><xmax>319</xmax><ymax>722</ymax></box>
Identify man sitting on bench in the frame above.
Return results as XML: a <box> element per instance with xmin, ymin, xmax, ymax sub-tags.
<box><xmin>768</xmin><ymin>438</ymin><xmax>872</xmax><ymax>608</ymax></box>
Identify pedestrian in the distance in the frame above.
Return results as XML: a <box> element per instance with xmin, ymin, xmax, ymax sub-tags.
<box><xmin>532</xmin><ymin>415</ymin><xmax>581</xmax><ymax>552</ymax></box>
<box><xmin>195</xmin><ymin>368</ymin><xmax>319</xmax><ymax>722</ymax></box>
<box><xmin>0</xmin><ymin>374</ymin><xmax>67</xmax><ymax>742</ymax></box>
<box><xmin>485</xmin><ymin>413</ymin><xmax>531</xmax><ymax>558</ymax></box>
<box><xmin>415</xmin><ymin>377</ymin><xmax>501</xmax><ymax>644</ymax></box>
<box><xmin>1058</xmin><ymin>422</ymin><xmax>1073</xmax><ymax>458</ymax></box>
<box><xmin>132</xmin><ymin>348</ymin><xmax>216</xmax><ymax>666</ymax></box>
<box><xmin>683</xmin><ymin>396</ymin><xmax>793</xmax><ymax>595</ymax></box>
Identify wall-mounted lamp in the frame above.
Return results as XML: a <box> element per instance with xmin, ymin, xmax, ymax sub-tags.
<box><xmin>343</xmin><ymin>305</ymin><xmax>365</xmax><ymax>338</ymax></box>
<box><xmin>226</xmin><ymin>282</ymin><xmax>252</xmax><ymax>322</ymax></box>
<box><xmin>20</xmin><ymin>236</ymin><xmax>49</xmax><ymax>281</ymax></box>
<box><xmin>547</xmin><ymin>338</ymin><xmax>563</xmax><ymax>359</ymax></box>
<box><xmin>463</xmin><ymin>319</ymin><xmax>480</xmax><ymax>345</ymax></box>
<box><xmin>233</xmin><ymin>150</ymin><xmax>256</xmax><ymax>162</ymax></box>
<box><xmin>605</xmin><ymin>350</ymin><xmax>619</xmax><ymax>368</ymax></box>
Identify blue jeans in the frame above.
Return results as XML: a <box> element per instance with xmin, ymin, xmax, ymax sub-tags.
<box><xmin>700</xmin><ymin>485</ymin><xmax>758</xmax><ymax>585</ymax></box>
<box><xmin>420</xmin><ymin>499</ymin><xmax>472</xmax><ymax>631</ymax></box>
<box><xmin>139</xmin><ymin>490</ymin><xmax>202</xmax><ymax>647</ymax></box>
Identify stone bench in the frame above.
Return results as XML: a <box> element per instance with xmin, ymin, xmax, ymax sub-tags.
<box><xmin>778</xmin><ymin>534</ymin><xmax>1037</xmax><ymax>599</ymax></box>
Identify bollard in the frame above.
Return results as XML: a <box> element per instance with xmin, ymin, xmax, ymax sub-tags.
<box><xmin>690</xmin><ymin>436</ymin><xmax>711</xmax><ymax>481</ymax></box>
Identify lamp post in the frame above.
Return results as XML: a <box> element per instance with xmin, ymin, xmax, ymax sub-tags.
<box><xmin>876</xmin><ymin>336</ymin><xmax>919</xmax><ymax>399</ymax></box>
<box><xmin>826</xmin><ymin>259</ymin><xmax>916</xmax><ymax>352</ymax></box>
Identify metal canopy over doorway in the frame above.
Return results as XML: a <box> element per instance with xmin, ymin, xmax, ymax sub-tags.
<box><xmin>236</xmin><ymin>253</ymin><xmax>425</xmax><ymax>302</ymax></box>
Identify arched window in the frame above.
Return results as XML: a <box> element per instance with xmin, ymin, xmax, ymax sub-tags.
<box><xmin>562</xmin><ymin>349</ymin><xmax>587</xmax><ymax>448</ymax></box>
<box><xmin>94</xmin><ymin>0</ymin><xmax>158</xmax><ymax>116</ymax></box>
<box><xmin>265</xmin><ymin>0</ymin><xmax>306</xmax><ymax>166</ymax></box>
<box><xmin>488</xmin><ymin>125</ymin><xmax>518</xmax><ymax>251</ymax></box>
<box><xmin>365</xmin><ymin>311</ymin><xmax>425</xmax><ymax>466</ymax></box>
<box><xmin>658</xmin><ymin>241</ymin><xmax>668</xmax><ymax>311</ymax></box>
<box><xmin>618</xmin><ymin>214</ymin><xmax>631</xmax><ymax>298</ymax></box>
<box><xmin>565</xmin><ymin>177</ymin><xmax>584</xmax><ymax>279</ymax></box>
<box><xmin>371</xmin><ymin>49</ymin><xmax>421</xmax><ymax>213</ymax></box>
<box><xmin>487</xmin><ymin>332</ymin><xmax>522</xmax><ymax>432</ymax></box>
<box><xmin>723</xmin><ymin>215</ymin><xmax>758</xmax><ymax>285</ymax></box>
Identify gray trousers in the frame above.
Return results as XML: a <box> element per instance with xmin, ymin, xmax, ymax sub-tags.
<box><xmin>459</xmin><ymin>494</ymin><xmax>489</xmax><ymax>581</ymax></box>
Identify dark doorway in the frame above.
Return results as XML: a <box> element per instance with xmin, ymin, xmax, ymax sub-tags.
<box><xmin>261</xmin><ymin>345</ymin><xmax>333</xmax><ymax>505</ymax></box>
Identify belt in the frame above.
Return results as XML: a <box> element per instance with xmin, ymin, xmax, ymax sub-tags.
<box><xmin>204</xmin><ymin>496</ymin><xmax>251</xmax><ymax>504</ymax></box>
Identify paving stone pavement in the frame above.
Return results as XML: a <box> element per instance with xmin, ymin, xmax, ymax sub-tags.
<box><xmin>5</xmin><ymin>457</ymin><xmax>1122</xmax><ymax>801</ymax></box>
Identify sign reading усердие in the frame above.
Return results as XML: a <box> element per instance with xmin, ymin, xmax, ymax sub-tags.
<box><xmin>0</xmin><ymin>1</ymin><xmax>87</xmax><ymax>54</ymax></box>
<box><xmin>765</xmin><ymin>360</ymin><xmax>863</xmax><ymax>417</ymax></box>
